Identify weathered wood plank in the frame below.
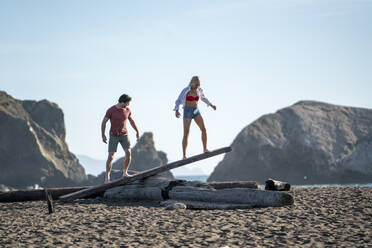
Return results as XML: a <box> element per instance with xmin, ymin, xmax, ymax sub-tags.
<box><xmin>197</xmin><ymin>181</ymin><xmax>258</xmax><ymax>189</ymax></box>
<box><xmin>0</xmin><ymin>186</ymin><xmax>94</xmax><ymax>202</ymax></box>
<box><xmin>59</xmin><ymin>147</ymin><xmax>232</xmax><ymax>202</ymax></box>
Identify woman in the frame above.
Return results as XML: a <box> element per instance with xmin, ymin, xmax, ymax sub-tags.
<box><xmin>174</xmin><ymin>76</ymin><xmax>217</xmax><ymax>159</ymax></box>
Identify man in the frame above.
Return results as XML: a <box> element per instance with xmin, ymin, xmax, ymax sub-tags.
<box><xmin>101</xmin><ymin>94</ymin><xmax>140</xmax><ymax>183</ymax></box>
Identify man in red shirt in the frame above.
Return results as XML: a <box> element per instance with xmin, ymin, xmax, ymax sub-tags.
<box><xmin>101</xmin><ymin>94</ymin><xmax>140</xmax><ymax>183</ymax></box>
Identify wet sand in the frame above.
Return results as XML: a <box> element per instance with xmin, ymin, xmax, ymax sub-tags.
<box><xmin>0</xmin><ymin>187</ymin><xmax>371</xmax><ymax>247</ymax></box>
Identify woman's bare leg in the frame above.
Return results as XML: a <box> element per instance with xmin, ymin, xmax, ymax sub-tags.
<box><xmin>182</xmin><ymin>118</ymin><xmax>192</xmax><ymax>159</ymax></box>
<box><xmin>194</xmin><ymin>115</ymin><xmax>210</xmax><ymax>153</ymax></box>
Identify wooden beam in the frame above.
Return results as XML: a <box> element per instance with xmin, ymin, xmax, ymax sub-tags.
<box><xmin>59</xmin><ymin>146</ymin><xmax>232</xmax><ymax>202</ymax></box>
<box><xmin>0</xmin><ymin>186</ymin><xmax>92</xmax><ymax>202</ymax></box>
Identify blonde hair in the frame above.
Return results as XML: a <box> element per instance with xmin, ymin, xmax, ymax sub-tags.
<box><xmin>189</xmin><ymin>76</ymin><xmax>200</xmax><ymax>87</ymax></box>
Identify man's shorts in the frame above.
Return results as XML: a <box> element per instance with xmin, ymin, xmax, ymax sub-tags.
<box><xmin>108</xmin><ymin>134</ymin><xmax>131</xmax><ymax>152</ymax></box>
<box><xmin>183</xmin><ymin>106</ymin><xmax>201</xmax><ymax>119</ymax></box>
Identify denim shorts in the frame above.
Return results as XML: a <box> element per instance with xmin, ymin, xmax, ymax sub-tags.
<box><xmin>183</xmin><ymin>106</ymin><xmax>200</xmax><ymax>119</ymax></box>
<box><xmin>108</xmin><ymin>134</ymin><xmax>131</xmax><ymax>152</ymax></box>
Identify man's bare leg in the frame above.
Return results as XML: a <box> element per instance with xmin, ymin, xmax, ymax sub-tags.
<box><xmin>123</xmin><ymin>148</ymin><xmax>132</xmax><ymax>177</ymax></box>
<box><xmin>105</xmin><ymin>152</ymin><xmax>115</xmax><ymax>183</ymax></box>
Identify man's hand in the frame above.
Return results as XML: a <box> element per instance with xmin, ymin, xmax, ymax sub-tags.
<box><xmin>211</xmin><ymin>104</ymin><xmax>217</xmax><ymax>111</ymax></box>
<box><xmin>175</xmin><ymin>110</ymin><xmax>181</xmax><ymax>118</ymax></box>
<box><xmin>136</xmin><ymin>132</ymin><xmax>140</xmax><ymax>141</ymax></box>
<box><xmin>102</xmin><ymin>135</ymin><xmax>107</xmax><ymax>144</ymax></box>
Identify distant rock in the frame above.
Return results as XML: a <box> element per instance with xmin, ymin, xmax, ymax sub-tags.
<box><xmin>0</xmin><ymin>91</ymin><xmax>87</xmax><ymax>188</ymax></box>
<box><xmin>208</xmin><ymin>101</ymin><xmax>372</xmax><ymax>184</ymax></box>
<box><xmin>85</xmin><ymin>132</ymin><xmax>173</xmax><ymax>185</ymax></box>
<box><xmin>171</xmin><ymin>165</ymin><xmax>208</xmax><ymax>176</ymax></box>
<box><xmin>113</xmin><ymin>132</ymin><xmax>173</xmax><ymax>178</ymax></box>
<box><xmin>76</xmin><ymin>154</ymin><xmax>106</xmax><ymax>176</ymax></box>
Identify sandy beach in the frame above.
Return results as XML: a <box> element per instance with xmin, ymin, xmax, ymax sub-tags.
<box><xmin>0</xmin><ymin>186</ymin><xmax>371</xmax><ymax>247</ymax></box>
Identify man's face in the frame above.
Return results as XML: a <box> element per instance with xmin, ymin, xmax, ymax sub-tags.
<box><xmin>122</xmin><ymin>101</ymin><xmax>130</xmax><ymax>108</ymax></box>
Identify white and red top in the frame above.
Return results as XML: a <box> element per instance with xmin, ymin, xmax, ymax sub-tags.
<box><xmin>173</xmin><ymin>86</ymin><xmax>212</xmax><ymax>111</ymax></box>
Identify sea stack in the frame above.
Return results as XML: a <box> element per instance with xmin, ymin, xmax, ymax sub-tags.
<box><xmin>209</xmin><ymin>101</ymin><xmax>372</xmax><ymax>184</ymax></box>
<box><xmin>0</xmin><ymin>91</ymin><xmax>87</xmax><ymax>188</ymax></box>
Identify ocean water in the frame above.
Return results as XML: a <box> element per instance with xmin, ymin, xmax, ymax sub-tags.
<box><xmin>174</xmin><ymin>175</ymin><xmax>209</xmax><ymax>182</ymax></box>
<box><xmin>174</xmin><ymin>175</ymin><xmax>372</xmax><ymax>188</ymax></box>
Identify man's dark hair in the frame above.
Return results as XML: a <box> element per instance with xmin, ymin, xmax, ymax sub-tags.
<box><xmin>118</xmin><ymin>94</ymin><xmax>132</xmax><ymax>103</ymax></box>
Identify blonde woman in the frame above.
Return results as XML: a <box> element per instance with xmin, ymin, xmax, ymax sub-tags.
<box><xmin>174</xmin><ymin>76</ymin><xmax>217</xmax><ymax>159</ymax></box>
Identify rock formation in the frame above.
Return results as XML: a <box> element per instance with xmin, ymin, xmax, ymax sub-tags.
<box><xmin>86</xmin><ymin>132</ymin><xmax>173</xmax><ymax>185</ymax></box>
<box><xmin>0</xmin><ymin>91</ymin><xmax>87</xmax><ymax>188</ymax></box>
<box><xmin>208</xmin><ymin>101</ymin><xmax>372</xmax><ymax>184</ymax></box>
<box><xmin>113</xmin><ymin>132</ymin><xmax>170</xmax><ymax>174</ymax></box>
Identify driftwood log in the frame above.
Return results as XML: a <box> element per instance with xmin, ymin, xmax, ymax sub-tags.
<box><xmin>196</xmin><ymin>181</ymin><xmax>258</xmax><ymax>189</ymax></box>
<box><xmin>265</xmin><ymin>178</ymin><xmax>291</xmax><ymax>191</ymax></box>
<box><xmin>0</xmin><ymin>186</ymin><xmax>99</xmax><ymax>202</ymax></box>
<box><xmin>169</xmin><ymin>186</ymin><xmax>293</xmax><ymax>207</ymax></box>
<box><xmin>104</xmin><ymin>177</ymin><xmax>186</xmax><ymax>201</ymax></box>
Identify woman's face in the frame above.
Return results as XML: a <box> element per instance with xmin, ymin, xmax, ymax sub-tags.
<box><xmin>191</xmin><ymin>82</ymin><xmax>200</xmax><ymax>90</ymax></box>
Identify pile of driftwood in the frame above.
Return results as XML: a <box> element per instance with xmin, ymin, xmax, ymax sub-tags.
<box><xmin>103</xmin><ymin>176</ymin><xmax>293</xmax><ymax>210</ymax></box>
<box><xmin>0</xmin><ymin>176</ymin><xmax>293</xmax><ymax>210</ymax></box>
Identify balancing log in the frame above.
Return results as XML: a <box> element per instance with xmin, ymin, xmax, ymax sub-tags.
<box><xmin>265</xmin><ymin>178</ymin><xmax>291</xmax><ymax>191</ymax></box>
<box><xmin>59</xmin><ymin>147</ymin><xmax>232</xmax><ymax>202</ymax></box>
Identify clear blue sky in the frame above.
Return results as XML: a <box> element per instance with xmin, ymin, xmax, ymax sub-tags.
<box><xmin>1</xmin><ymin>0</ymin><xmax>371</xmax><ymax>174</ymax></box>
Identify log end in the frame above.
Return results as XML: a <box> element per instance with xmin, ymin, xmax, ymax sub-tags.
<box><xmin>265</xmin><ymin>178</ymin><xmax>291</xmax><ymax>191</ymax></box>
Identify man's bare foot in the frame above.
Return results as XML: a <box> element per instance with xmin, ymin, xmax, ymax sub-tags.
<box><xmin>123</xmin><ymin>172</ymin><xmax>132</xmax><ymax>178</ymax></box>
<box><xmin>104</xmin><ymin>173</ymin><xmax>110</xmax><ymax>184</ymax></box>
<box><xmin>204</xmin><ymin>149</ymin><xmax>211</xmax><ymax>153</ymax></box>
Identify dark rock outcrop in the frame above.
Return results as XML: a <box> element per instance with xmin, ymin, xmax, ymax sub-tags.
<box><xmin>208</xmin><ymin>101</ymin><xmax>372</xmax><ymax>184</ymax></box>
<box><xmin>0</xmin><ymin>91</ymin><xmax>87</xmax><ymax>188</ymax></box>
<box><xmin>85</xmin><ymin>132</ymin><xmax>173</xmax><ymax>185</ymax></box>
<box><xmin>113</xmin><ymin>132</ymin><xmax>172</xmax><ymax>178</ymax></box>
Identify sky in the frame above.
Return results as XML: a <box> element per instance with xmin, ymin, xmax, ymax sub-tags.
<box><xmin>1</xmin><ymin>0</ymin><xmax>372</xmax><ymax>175</ymax></box>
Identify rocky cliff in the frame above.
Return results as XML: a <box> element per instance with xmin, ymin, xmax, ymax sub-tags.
<box><xmin>208</xmin><ymin>101</ymin><xmax>372</xmax><ymax>184</ymax></box>
<box><xmin>86</xmin><ymin>132</ymin><xmax>173</xmax><ymax>185</ymax></box>
<box><xmin>0</xmin><ymin>91</ymin><xmax>87</xmax><ymax>188</ymax></box>
<box><xmin>112</xmin><ymin>132</ymin><xmax>170</xmax><ymax>174</ymax></box>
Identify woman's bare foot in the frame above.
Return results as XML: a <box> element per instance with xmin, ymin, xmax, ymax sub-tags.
<box><xmin>183</xmin><ymin>156</ymin><xmax>187</xmax><ymax>160</ymax></box>
<box><xmin>204</xmin><ymin>149</ymin><xmax>211</xmax><ymax>153</ymax></box>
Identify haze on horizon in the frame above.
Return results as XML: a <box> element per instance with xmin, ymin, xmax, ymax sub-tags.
<box><xmin>1</xmin><ymin>0</ymin><xmax>371</xmax><ymax>175</ymax></box>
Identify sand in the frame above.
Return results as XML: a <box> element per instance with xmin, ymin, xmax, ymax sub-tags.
<box><xmin>0</xmin><ymin>187</ymin><xmax>371</xmax><ymax>247</ymax></box>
